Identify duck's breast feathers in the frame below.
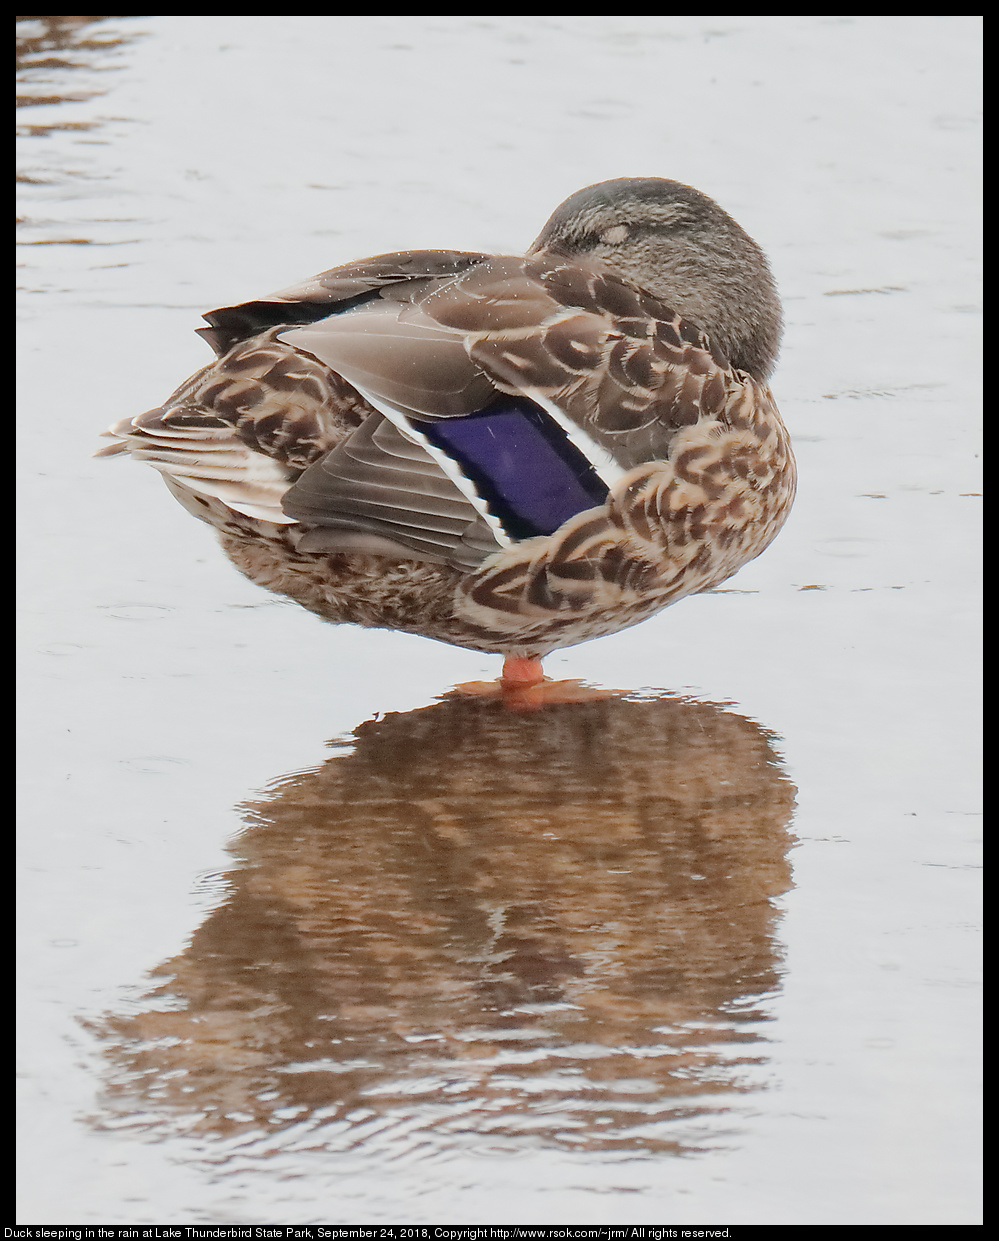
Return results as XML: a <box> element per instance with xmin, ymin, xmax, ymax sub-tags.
<box><xmin>197</xmin><ymin>250</ymin><xmax>491</xmax><ymax>357</ymax></box>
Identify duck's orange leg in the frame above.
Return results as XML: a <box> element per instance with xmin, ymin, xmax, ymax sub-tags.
<box><xmin>453</xmin><ymin>656</ymin><xmax>621</xmax><ymax>710</ymax></box>
<box><xmin>500</xmin><ymin>656</ymin><xmax>546</xmax><ymax>688</ymax></box>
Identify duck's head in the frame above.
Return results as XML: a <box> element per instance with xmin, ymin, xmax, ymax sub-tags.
<box><xmin>529</xmin><ymin>177</ymin><xmax>782</xmax><ymax>382</ymax></box>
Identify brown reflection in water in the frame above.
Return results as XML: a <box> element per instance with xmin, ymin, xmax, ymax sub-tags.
<box><xmin>16</xmin><ymin>17</ymin><xmax>136</xmax><ymax>136</ymax></box>
<box><xmin>95</xmin><ymin>693</ymin><xmax>795</xmax><ymax>1157</ymax></box>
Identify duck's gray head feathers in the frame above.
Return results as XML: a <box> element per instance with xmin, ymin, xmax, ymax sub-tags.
<box><xmin>529</xmin><ymin>177</ymin><xmax>781</xmax><ymax>381</ymax></box>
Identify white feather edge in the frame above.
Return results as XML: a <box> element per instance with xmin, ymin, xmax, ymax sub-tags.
<box><xmin>520</xmin><ymin>388</ymin><xmax>628</xmax><ymax>487</ymax></box>
<box><xmin>353</xmin><ymin>383</ymin><xmax>626</xmax><ymax>550</ymax></box>
<box><xmin>352</xmin><ymin>385</ymin><xmax>513</xmax><ymax>548</ymax></box>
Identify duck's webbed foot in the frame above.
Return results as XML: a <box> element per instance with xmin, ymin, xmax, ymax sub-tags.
<box><xmin>453</xmin><ymin>657</ymin><xmax>622</xmax><ymax>711</ymax></box>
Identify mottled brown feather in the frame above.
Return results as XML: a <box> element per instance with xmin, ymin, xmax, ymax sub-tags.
<box><xmin>99</xmin><ymin>178</ymin><xmax>795</xmax><ymax>661</ymax></box>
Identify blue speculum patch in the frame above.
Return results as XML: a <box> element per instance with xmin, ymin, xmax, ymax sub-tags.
<box><xmin>415</xmin><ymin>396</ymin><xmax>610</xmax><ymax>540</ymax></box>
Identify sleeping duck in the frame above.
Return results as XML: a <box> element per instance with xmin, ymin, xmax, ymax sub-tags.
<box><xmin>98</xmin><ymin>178</ymin><xmax>795</xmax><ymax>695</ymax></box>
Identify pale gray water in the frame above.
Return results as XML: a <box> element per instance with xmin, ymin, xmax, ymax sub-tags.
<box><xmin>17</xmin><ymin>15</ymin><xmax>980</xmax><ymax>1224</ymax></box>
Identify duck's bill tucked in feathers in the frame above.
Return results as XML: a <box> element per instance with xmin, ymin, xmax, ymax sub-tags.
<box><xmin>98</xmin><ymin>178</ymin><xmax>795</xmax><ymax>659</ymax></box>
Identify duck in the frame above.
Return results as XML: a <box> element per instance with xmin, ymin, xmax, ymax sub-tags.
<box><xmin>98</xmin><ymin>178</ymin><xmax>795</xmax><ymax>699</ymax></box>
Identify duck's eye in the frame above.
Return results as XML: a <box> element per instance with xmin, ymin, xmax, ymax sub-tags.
<box><xmin>599</xmin><ymin>224</ymin><xmax>629</xmax><ymax>245</ymax></box>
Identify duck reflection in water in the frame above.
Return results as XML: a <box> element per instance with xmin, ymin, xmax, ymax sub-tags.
<box><xmin>94</xmin><ymin>692</ymin><xmax>795</xmax><ymax>1158</ymax></box>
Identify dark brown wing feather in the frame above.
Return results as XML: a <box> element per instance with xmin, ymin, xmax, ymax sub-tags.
<box><xmin>285</xmin><ymin>413</ymin><xmax>501</xmax><ymax>569</ymax></box>
<box><xmin>198</xmin><ymin>250</ymin><xmax>490</xmax><ymax>356</ymax></box>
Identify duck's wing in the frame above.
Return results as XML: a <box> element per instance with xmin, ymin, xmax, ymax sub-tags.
<box><xmin>278</xmin><ymin>253</ymin><xmax>755</xmax><ymax>573</ymax></box>
<box><xmin>198</xmin><ymin>250</ymin><xmax>490</xmax><ymax>356</ymax></box>
<box><xmin>287</xmin><ymin>412</ymin><xmax>502</xmax><ymax>569</ymax></box>
<box><xmin>425</xmin><ymin>253</ymin><xmax>741</xmax><ymax>468</ymax></box>
<box><xmin>283</xmin><ymin>251</ymin><xmax>745</xmax><ymax>473</ymax></box>
<box><xmin>274</xmin><ymin>268</ymin><xmax>512</xmax><ymax>564</ymax></box>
